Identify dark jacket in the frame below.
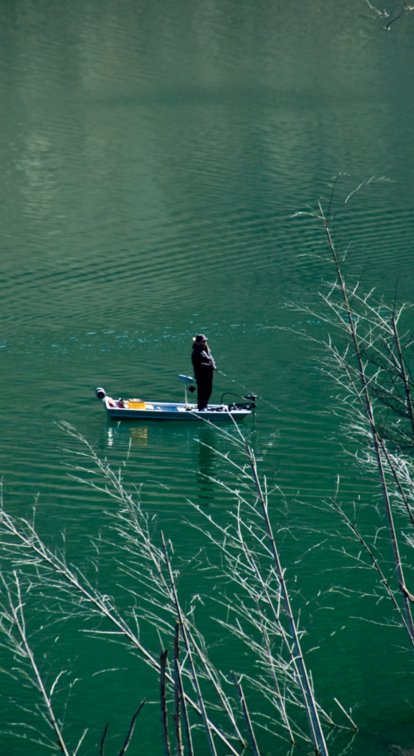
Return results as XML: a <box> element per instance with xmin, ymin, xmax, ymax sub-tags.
<box><xmin>192</xmin><ymin>344</ymin><xmax>216</xmax><ymax>376</ymax></box>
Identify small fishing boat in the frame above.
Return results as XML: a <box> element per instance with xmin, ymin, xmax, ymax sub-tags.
<box><xmin>95</xmin><ymin>375</ymin><xmax>256</xmax><ymax>422</ymax></box>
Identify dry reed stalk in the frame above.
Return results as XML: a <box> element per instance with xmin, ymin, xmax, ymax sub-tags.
<box><xmin>99</xmin><ymin>722</ymin><xmax>109</xmax><ymax>755</ymax></box>
<box><xmin>233</xmin><ymin>674</ymin><xmax>260</xmax><ymax>756</ymax></box>
<box><xmin>0</xmin><ymin>571</ymin><xmax>74</xmax><ymax>756</ymax></box>
<box><xmin>3</xmin><ymin>403</ymin><xmax>367</xmax><ymax>754</ymax></box>
<box><xmin>63</xmin><ymin>426</ymin><xmax>247</xmax><ymax>752</ymax></box>
<box><xmin>292</xmin><ymin>192</ymin><xmax>414</xmax><ymax>648</ymax></box>
<box><xmin>160</xmin><ymin>531</ymin><xmax>218</xmax><ymax>756</ymax></box>
<box><xmin>244</xmin><ymin>432</ymin><xmax>329</xmax><ymax>756</ymax></box>
<box><xmin>173</xmin><ymin>623</ymin><xmax>187</xmax><ymax>756</ymax></box>
<box><xmin>118</xmin><ymin>700</ymin><xmax>146</xmax><ymax>755</ymax></box>
<box><xmin>0</xmin><ymin>493</ymin><xmax>240</xmax><ymax>755</ymax></box>
<box><xmin>318</xmin><ymin>203</ymin><xmax>414</xmax><ymax>645</ymax></box>
<box><xmin>329</xmin><ymin>492</ymin><xmax>413</xmax><ymax>637</ymax></box>
<box><xmin>390</xmin><ymin>312</ymin><xmax>414</xmax><ymax>437</ymax></box>
<box><xmin>189</xmin><ymin>423</ymin><xmax>330</xmax><ymax>755</ymax></box>
<box><xmin>160</xmin><ymin>649</ymin><xmax>172</xmax><ymax>756</ymax></box>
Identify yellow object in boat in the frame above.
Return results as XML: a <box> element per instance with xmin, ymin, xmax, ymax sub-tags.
<box><xmin>125</xmin><ymin>400</ymin><xmax>147</xmax><ymax>410</ymax></box>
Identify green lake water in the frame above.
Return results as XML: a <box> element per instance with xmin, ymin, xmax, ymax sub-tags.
<box><xmin>1</xmin><ymin>1</ymin><xmax>414</xmax><ymax>753</ymax></box>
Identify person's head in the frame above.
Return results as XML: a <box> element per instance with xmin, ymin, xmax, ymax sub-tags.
<box><xmin>193</xmin><ymin>334</ymin><xmax>208</xmax><ymax>348</ymax></box>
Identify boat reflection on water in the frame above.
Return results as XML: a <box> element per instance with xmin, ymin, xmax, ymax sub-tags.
<box><xmin>106</xmin><ymin>423</ymin><xmax>149</xmax><ymax>448</ymax></box>
<box><xmin>195</xmin><ymin>426</ymin><xmax>219</xmax><ymax>505</ymax></box>
<box><xmin>101</xmin><ymin>420</ymin><xmax>221</xmax><ymax>505</ymax></box>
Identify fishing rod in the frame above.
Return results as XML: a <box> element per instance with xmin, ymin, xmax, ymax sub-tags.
<box><xmin>216</xmin><ymin>368</ymin><xmax>281</xmax><ymax>413</ymax></box>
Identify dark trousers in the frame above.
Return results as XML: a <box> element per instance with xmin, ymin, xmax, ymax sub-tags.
<box><xmin>196</xmin><ymin>369</ymin><xmax>213</xmax><ymax>410</ymax></box>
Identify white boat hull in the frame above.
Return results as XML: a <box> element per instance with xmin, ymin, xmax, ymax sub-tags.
<box><xmin>96</xmin><ymin>389</ymin><xmax>253</xmax><ymax>422</ymax></box>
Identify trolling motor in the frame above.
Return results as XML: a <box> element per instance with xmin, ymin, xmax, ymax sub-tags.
<box><xmin>219</xmin><ymin>391</ymin><xmax>257</xmax><ymax>410</ymax></box>
<box><xmin>178</xmin><ymin>374</ymin><xmax>257</xmax><ymax>409</ymax></box>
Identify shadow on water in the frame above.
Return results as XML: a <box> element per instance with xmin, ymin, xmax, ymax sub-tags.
<box><xmin>195</xmin><ymin>425</ymin><xmax>219</xmax><ymax>505</ymax></box>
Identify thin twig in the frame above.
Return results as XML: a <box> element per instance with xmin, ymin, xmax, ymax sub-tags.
<box><xmin>233</xmin><ymin>674</ymin><xmax>261</xmax><ymax>756</ymax></box>
<box><xmin>118</xmin><ymin>700</ymin><xmax>146</xmax><ymax>755</ymax></box>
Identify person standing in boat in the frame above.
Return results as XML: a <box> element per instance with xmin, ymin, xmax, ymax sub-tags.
<box><xmin>191</xmin><ymin>334</ymin><xmax>216</xmax><ymax>410</ymax></box>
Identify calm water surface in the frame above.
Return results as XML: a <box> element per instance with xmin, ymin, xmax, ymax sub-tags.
<box><xmin>1</xmin><ymin>1</ymin><xmax>414</xmax><ymax>753</ymax></box>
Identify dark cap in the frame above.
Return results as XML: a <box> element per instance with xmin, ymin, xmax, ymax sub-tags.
<box><xmin>194</xmin><ymin>334</ymin><xmax>207</xmax><ymax>343</ymax></box>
